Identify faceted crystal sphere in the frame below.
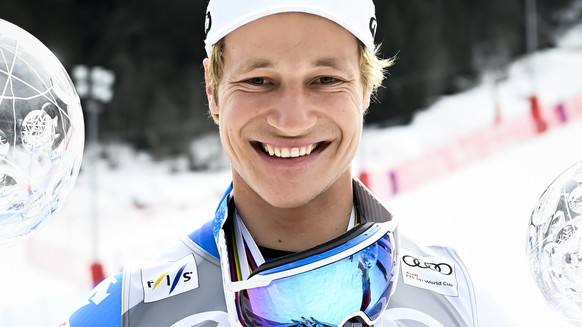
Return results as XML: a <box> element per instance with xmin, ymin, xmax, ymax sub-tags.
<box><xmin>527</xmin><ymin>161</ymin><xmax>582</xmax><ymax>325</ymax></box>
<box><xmin>0</xmin><ymin>19</ymin><xmax>84</xmax><ymax>248</ymax></box>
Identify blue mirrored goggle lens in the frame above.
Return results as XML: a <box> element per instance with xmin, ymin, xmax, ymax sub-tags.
<box><xmin>237</xmin><ymin>233</ymin><xmax>396</xmax><ymax>327</ymax></box>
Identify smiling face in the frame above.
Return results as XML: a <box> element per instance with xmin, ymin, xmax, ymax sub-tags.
<box><xmin>205</xmin><ymin>12</ymin><xmax>371</xmax><ymax>210</ymax></box>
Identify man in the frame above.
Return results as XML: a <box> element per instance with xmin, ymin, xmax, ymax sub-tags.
<box><xmin>63</xmin><ymin>1</ymin><xmax>511</xmax><ymax>326</ymax></box>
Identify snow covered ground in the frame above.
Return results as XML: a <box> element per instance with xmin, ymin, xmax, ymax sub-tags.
<box><xmin>1</xmin><ymin>22</ymin><xmax>582</xmax><ymax>327</ymax></box>
<box><xmin>390</xmin><ymin>119</ymin><xmax>582</xmax><ymax>327</ymax></box>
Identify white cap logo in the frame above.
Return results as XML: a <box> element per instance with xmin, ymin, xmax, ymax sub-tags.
<box><xmin>204</xmin><ymin>11</ymin><xmax>212</xmax><ymax>37</ymax></box>
<box><xmin>369</xmin><ymin>17</ymin><xmax>378</xmax><ymax>38</ymax></box>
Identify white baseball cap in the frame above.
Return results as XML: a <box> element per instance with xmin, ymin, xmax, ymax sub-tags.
<box><xmin>203</xmin><ymin>0</ymin><xmax>378</xmax><ymax>56</ymax></box>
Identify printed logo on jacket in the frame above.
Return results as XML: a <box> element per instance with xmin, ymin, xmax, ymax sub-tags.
<box><xmin>400</xmin><ymin>249</ymin><xmax>459</xmax><ymax>296</ymax></box>
<box><xmin>141</xmin><ymin>254</ymin><xmax>199</xmax><ymax>303</ymax></box>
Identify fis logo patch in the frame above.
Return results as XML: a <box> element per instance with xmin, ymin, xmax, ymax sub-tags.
<box><xmin>141</xmin><ymin>254</ymin><xmax>199</xmax><ymax>303</ymax></box>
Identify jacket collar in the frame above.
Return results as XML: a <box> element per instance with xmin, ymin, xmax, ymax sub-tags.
<box><xmin>189</xmin><ymin>179</ymin><xmax>394</xmax><ymax>258</ymax></box>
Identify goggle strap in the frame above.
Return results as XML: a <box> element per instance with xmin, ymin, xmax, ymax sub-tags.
<box><xmin>248</xmin><ymin>222</ymin><xmax>377</xmax><ymax>278</ymax></box>
<box><xmin>235</xmin><ymin>207</ymin><xmax>358</xmax><ymax>281</ymax></box>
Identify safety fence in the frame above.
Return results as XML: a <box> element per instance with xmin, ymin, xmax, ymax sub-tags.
<box><xmin>359</xmin><ymin>92</ymin><xmax>582</xmax><ymax>199</ymax></box>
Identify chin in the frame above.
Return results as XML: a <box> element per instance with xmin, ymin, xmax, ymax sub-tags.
<box><xmin>260</xmin><ymin>183</ymin><xmax>325</xmax><ymax>209</ymax></box>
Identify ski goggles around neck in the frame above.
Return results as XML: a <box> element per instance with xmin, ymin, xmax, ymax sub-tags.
<box><xmin>219</xmin><ymin>220</ymin><xmax>399</xmax><ymax>327</ymax></box>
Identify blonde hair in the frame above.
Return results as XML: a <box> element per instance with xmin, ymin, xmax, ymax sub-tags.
<box><xmin>206</xmin><ymin>38</ymin><xmax>394</xmax><ymax>123</ymax></box>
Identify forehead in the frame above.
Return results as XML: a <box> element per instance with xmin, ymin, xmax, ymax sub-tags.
<box><xmin>222</xmin><ymin>12</ymin><xmax>360</xmax><ymax>68</ymax></box>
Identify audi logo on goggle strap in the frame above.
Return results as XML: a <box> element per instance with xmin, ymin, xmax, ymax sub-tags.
<box><xmin>402</xmin><ymin>255</ymin><xmax>453</xmax><ymax>275</ymax></box>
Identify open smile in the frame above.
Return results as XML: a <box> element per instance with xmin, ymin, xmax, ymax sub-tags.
<box><xmin>254</xmin><ymin>142</ymin><xmax>329</xmax><ymax>159</ymax></box>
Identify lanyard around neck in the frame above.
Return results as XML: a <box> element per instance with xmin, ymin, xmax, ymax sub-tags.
<box><xmin>232</xmin><ymin>208</ymin><xmax>357</xmax><ymax>281</ymax></box>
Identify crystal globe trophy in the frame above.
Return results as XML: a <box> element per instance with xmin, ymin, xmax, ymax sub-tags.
<box><xmin>0</xmin><ymin>19</ymin><xmax>84</xmax><ymax>248</ymax></box>
<box><xmin>527</xmin><ymin>161</ymin><xmax>582</xmax><ymax>325</ymax></box>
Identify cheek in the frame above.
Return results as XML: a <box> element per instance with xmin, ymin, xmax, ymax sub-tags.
<box><xmin>218</xmin><ymin>124</ymin><xmax>240</xmax><ymax>165</ymax></box>
<box><xmin>334</xmin><ymin>98</ymin><xmax>365</xmax><ymax>128</ymax></box>
<box><xmin>216</xmin><ymin>100</ymin><xmax>255</xmax><ymax>153</ymax></box>
<box><xmin>218</xmin><ymin>91</ymin><xmax>263</xmax><ymax>120</ymax></box>
<box><xmin>337</xmin><ymin>100</ymin><xmax>365</xmax><ymax>148</ymax></box>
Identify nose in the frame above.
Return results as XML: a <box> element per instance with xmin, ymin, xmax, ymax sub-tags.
<box><xmin>266</xmin><ymin>84</ymin><xmax>316</xmax><ymax>136</ymax></box>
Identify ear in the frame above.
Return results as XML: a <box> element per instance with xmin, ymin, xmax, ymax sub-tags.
<box><xmin>203</xmin><ymin>58</ymin><xmax>219</xmax><ymax>116</ymax></box>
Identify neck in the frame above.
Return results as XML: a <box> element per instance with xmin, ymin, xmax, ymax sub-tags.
<box><xmin>232</xmin><ymin>172</ymin><xmax>354</xmax><ymax>252</ymax></box>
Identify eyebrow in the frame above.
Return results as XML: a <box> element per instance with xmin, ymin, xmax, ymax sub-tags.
<box><xmin>313</xmin><ymin>57</ymin><xmax>356</xmax><ymax>79</ymax></box>
<box><xmin>235</xmin><ymin>59</ymin><xmax>274</xmax><ymax>75</ymax></box>
<box><xmin>312</xmin><ymin>57</ymin><xmax>346</xmax><ymax>70</ymax></box>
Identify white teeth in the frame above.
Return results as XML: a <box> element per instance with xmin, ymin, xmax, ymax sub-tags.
<box><xmin>262</xmin><ymin>144</ymin><xmax>317</xmax><ymax>158</ymax></box>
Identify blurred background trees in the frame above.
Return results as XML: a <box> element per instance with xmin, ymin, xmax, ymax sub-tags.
<box><xmin>2</xmin><ymin>0</ymin><xmax>581</xmax><ymax>163</ymax></box>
